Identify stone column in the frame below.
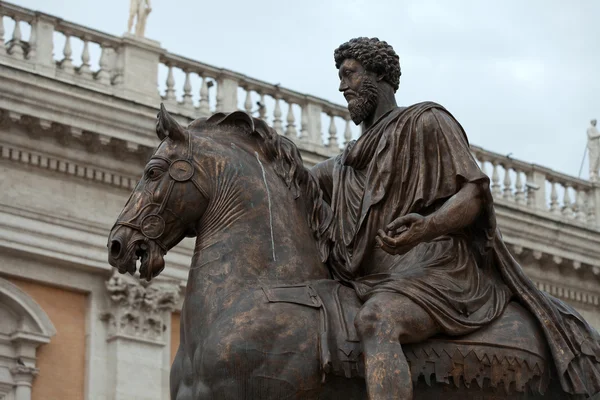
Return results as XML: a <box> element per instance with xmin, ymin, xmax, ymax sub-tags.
<box><xmin>10</xmin><ymin>366</ymin><xmax>38</xmax><ymax>400</ymax></box>
<box><xmin>115</xmin><ymin>34</ymin><xmax>164</xmax><ymax>106</ymax></box>
<box><xmin>303</xmin><ymin>98</ymin><xmax>323</xmax><ymax>147</ymax></box>
<box><xmin>30</xmin><ymin>15</ymin><xmax>56</xmax><ymax>75</ymax></box>
<box><xmin>101</xmin><ymin>271</ymin><xmax>180</xmax><ymax>400</ymax></box>
<box><xmin>215</xmin><ymin>76</ymin><xmax>239</xmax><ymax>112</ymax></box>
<box><xmin>529</xmin><ymin>166</ymin><xmax>548</xmax><ymax>211</ymax></box>
<box><xmin>592</xmin><ymin>182</ymin><xmax>600</xmax><ymax>229</ymax></box>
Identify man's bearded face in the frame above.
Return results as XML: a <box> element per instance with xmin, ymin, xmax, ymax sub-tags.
<box><xmin>347</xmin><ymin>75</ymin><xmax>378</xmax><ymax>125</ymax></box>
<box><xmin>338</xmin><ymin>59</ymin><xmax>379</xmax><ymax>125</ymax></box>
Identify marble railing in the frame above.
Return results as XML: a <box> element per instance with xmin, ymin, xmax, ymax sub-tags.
<box><xmin>0</xmin><ymin>1</ymin><xmax>121</xmax><ymax>86</ymax></box>
<box><xmin>158</xmin><ymin>52</ymin><xmax>356</xmax><ymax>155</ymax></box>
<box><xmin>1</xmin><ymin>0</ymin><xmax>599</xmax><ymax>230</ymax></box>
<box><xmin>472</xmin><ymin>146</ymin><xmax>599</xmax><ymax>229</ymax></box>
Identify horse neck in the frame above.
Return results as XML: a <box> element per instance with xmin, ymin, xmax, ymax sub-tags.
<box><xmin>188</xmin><ymin>146</ymin><xmax>330</xmax><ymax>292</ymax></box>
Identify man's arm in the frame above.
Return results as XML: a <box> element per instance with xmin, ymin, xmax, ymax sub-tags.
<box><xmin>310</xmin><ymin>157</ymin><xmax>336</xmax><ymax>205</ymax></box>
<box><xmin>376</xmin><ymin>182</ymin><xmax>484</xmax><ymax>255</ymax></box>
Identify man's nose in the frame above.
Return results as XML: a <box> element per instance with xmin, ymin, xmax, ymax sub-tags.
<box><xmin>339</xmin><ymin>80</ymin><xmax>348</xmax><ymax>92</ymax></box>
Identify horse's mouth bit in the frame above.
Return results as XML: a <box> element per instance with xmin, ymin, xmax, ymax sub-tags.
<box><xmin>114</xmin><ymin>241</ymin><xmax>148</xmax><ymax>276</ymax></box>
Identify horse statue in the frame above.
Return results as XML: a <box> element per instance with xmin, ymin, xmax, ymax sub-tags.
<box><xmin>107</xmin><ymin>105</ymin><xmax>581</xmax><ymax>399</ymax></box>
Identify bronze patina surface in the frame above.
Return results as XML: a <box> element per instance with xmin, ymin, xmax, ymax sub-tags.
<box><xmin>107</xmin><ymin>38</ymin><xmax>600</xmax><ymax>399</ymax></box>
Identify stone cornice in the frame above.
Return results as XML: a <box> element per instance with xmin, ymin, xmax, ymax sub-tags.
<box><xmin>0</xmin><ymin>64</ymin><xmax>182</xmax><ymax>148</ymax></box>
<box><xmin>0</xmin><ymin>140</ymin><xmax>139</xmax><ymax>191</ymax></box>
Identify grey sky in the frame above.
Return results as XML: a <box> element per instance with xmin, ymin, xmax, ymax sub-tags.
<box><xmin>10</xmin><ymin>0</ymin><xmax>600</xmax><ymax>178</ymax></box>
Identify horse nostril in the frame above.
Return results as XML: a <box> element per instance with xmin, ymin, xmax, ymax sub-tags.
<box><xmin>110</xmin><ymin>240</ymin><xmax>122</xmax><ymax>259</ymax></box>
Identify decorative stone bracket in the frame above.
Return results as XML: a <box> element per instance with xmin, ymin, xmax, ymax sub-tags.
<box><xmin>101</xmin><ymin>270</ymin><xmax>180</xmax><ymax>345</ymax></box>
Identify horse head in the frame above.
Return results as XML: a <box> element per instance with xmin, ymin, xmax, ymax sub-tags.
<box><xmin>108</xmin><ymin>104</ymin><xmax>331</xmax><ymax>282</ymax></box>
<box><xmin>107</xmin><ymin>104</ymin><xmax>215</xmax><ymax>280</ymax></box>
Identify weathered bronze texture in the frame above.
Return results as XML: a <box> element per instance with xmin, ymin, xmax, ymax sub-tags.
<box><xmin>107</xmin><ymin>38</ymin><xmax>600</xmax><ymax>399</ymax></box>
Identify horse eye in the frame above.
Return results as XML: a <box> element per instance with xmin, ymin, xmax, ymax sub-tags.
<box><xmin>146</xmin><ymin>167</ymin><xmax>164</xmax><ymax>180</ymax></box>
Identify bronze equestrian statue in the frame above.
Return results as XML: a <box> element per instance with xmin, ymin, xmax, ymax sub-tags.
<box><xmin>107</xmin><ymin>37</ymin><xmax>600</xmax><ymax>399</ymax></box>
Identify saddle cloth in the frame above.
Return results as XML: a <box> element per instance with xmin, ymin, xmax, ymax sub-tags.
<box><xmin>262</xmin><ymin>279</ymin><xmax>551</xmax><ymax>394</ymax></box>
<box><xmin>262</xmin><ymin>279</ymin><xmax>365</xmax><ymax>379</ymax></box>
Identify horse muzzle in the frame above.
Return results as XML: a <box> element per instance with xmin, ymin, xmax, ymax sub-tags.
<box><xmin>107</xmin><ymin>227</ymin><xmax>165</xmax><ymax>281</ymax></box>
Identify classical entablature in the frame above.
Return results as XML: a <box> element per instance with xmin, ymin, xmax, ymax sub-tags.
<box><xmin>0</xmin><ymin>277</ymin><xmax>56</xmax><ymax>400</ymax></box>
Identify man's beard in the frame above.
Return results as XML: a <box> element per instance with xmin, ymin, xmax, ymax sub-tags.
<box><xmin>347</xmin><ymin>78</ymin><xmax>378</xmax><ymax>125</ymax></box>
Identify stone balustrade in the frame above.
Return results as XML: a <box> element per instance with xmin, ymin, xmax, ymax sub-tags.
<box><xmin>158</xmin><ymin>52</ymin><xmax>357</xmax><ymax>155</ymax></box>
<box><xmin>0</xmin><ymin>1</ymin><xmax>121</xmax><ymax>87</ymax></box>
<box><xmin>0</xmin><ymin>0</ymin><xmax>358</xmax><ymax>155</ymax></box>
<box><xmin>472</xmin><ymin>146</ymin><xmax>599</xmax><ymax>229</ymax></box>
<box><xmin>1</xmin><ymin>0</ymin><xmax>599</xmax><ymax>231</ymax></box>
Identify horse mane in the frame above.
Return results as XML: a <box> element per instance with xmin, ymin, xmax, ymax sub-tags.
<box><xmin>188</xmin><ymin>112</ymin><xmax>332</xmax><ymax>261</ymax></box>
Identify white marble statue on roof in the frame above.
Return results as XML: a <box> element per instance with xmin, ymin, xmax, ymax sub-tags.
<box><xmin>128</xmin><ymin>0</ymin><xmax>152</xmax><ymax>37</ymax></box>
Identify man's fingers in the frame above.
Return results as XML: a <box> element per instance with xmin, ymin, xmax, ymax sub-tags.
<box><xmin>376</xmin><ymin>235</ymin><xmax>398</xmax><ymax>255</ymax></box>
<box><xmin>377</xmin><ymin>230</ymin><xmax>409</xmax><ymax>248</ymax></box>
<box><xmin>387</xmin><ymin>213</ymin><xmax>420</xmax><ymax>231</ymax></box>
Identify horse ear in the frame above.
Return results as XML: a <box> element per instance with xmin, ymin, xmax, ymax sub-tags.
<box><xmin>156</xmin><ymin>103</ymin><xmax>185</xmax><ymax>142</ymax></box>
<box><xmin>219</xmin><ymin>111</ymin><xmax>255</xmax><ymax>134</ymax></box>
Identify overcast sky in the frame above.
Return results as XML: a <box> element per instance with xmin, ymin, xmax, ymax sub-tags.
<box><xmin>9</xmin><ymin>0</ymin><xmax>600</xmax><ymax>179</ymax></box>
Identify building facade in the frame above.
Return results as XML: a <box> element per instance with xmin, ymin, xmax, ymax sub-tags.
<box><xmin>0</xmin><ymin>2</ymin><xmax>599</xmax><ymax>399</ymax></box>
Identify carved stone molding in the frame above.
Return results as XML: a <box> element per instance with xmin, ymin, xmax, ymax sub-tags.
<box><xmin>101</xmin><ymin>270</ymin><xmax>180</xmax><ymax>344</ymax></box>
<box><xmin>0</xmin><ymin>108</ymin><xmax>153</xmax><ymax>166</ymax></box>
<box><xmin>0</xmin><ymin>141</ymin><xmax>139</xmax><ymax>191</ymax></box>
<box><xmin>10</xmin><ymin>365</ymin><xmax>39</xmax><ymax>387</ymax></box>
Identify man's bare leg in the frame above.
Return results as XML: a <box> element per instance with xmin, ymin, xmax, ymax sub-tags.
<box><xmin>354</xmin><ymin>293</ymin><xmax>439</xmax><ymax>400</ymax></box>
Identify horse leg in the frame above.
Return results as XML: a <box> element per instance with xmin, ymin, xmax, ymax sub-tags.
<box><xmin>195</xmin><ymin>294</ymin><xmax>324</xmax><ymax>399</ymax></box>
<box><xmin>170</xmin><ymin>345</ymin><xmax>197</xmax><ymax>400</ymax></box>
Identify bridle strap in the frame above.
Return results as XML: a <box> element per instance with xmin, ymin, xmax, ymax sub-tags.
<box><xmin>113</xmin><ymin>130</ymin><xmax>206</xmax><ymax>250</ymax></box>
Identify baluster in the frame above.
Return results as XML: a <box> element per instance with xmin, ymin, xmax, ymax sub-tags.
<box><xmin>95</xmin><ymin>44</ymin><xmax>111</xmax><ymax>84</ymax></box>
<box><xmin>60</xmin><ymin>35</ymin><xmax>74</xmax><ymax>72</ymax></box>
<box><xmin>0</xmin><ymin>12</ymin><xmax>5</xmax><ymax>54</ymax></box>
<box><xmin>198</xmin><ymin>76</ymin><xmax>210</xmax><ymax>117</ymax></box>
<box><xmin>8</xmin><ymin>18</ymin><xmax>24</xmax><ymax>59</ymax></box>
<box><xmin>285</xmin><ymin>103</ymin><xmax>296</xmax><ymax>137</ymax></box>
<box><xmin>244</xmin><ymin>89</ymin><xmax>253</xmax><ymax>113</ymax></box>
<box><xmin>182</xmin><ymin>71</ymin><xmax>193</xmax><ymax>107</ymax></box>
<box><xmin>478</xmin><ymin>156</ymin><xmax>487</xmax><ymax>177</ymax></box>
<box><xmin>502</xmin><ymin>166</ymin><xmax>513</xmax><ymax>200</ymax></box>
<box><xmin>258</xmin><ymin>93</ymin><xmax>267</xmax><ymax>120</ymax></box>
<box><xmin>299</xmin><ymin>106</ymin><xmax>308</xmax><ymax>141</ymax></box>
<box><xmin>344</xmin><ymin>118</ymin><xmax>352</xmax><ymax>146</ymax></box>
<box><xmin>164</xmin><ymin>65</ymin><xmax>176</xmax><ymax>101</ymax></box>
<box><xmin>562</xmin><ymin>185</ymin><xmax>573</xmax><ymax>217</ymax></box>
<box><xmin>491</xmin><ymin>162</ymin><xmax>501</xmax><ymax>197</ymax></box>
<box><xmin>328</xmin><ymin>115</ymin><xmax>338</xmax><ymax>148</ymax></box>
<box><xmin>78</xmin><ymin>40</ymin><xmax>92</xmax><ymax>76</ymax></box>
<box><xmin>514</xmin><ymin>169</ymin><xmax>525</xmax><ymax>204</ymax></box>
<box><xmin>525</xmin><ymin>172</ymin><xmax>536</xmax><ymax>208</ymax></box>
<box><xmin>27</xmin><ymin>19</ymin><xmax>37</xmax><ymax>60</ymax></box>
<box><xmin>273</xmin><ymin>98</ymin><xmax>283</xmax><ymax>135</ymax></box>
<box><xmin>112</xmin><ymin>48</ymin><xmax>124</xmax><ymax>85</ymax></box>
<box><xmin>549</xmin><ymin>181</ymin><xmax>560</xmax><ymax>214</ymax></box>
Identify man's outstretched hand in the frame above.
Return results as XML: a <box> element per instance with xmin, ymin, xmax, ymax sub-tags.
<box><xmin>375</xmin><ymin>213</ymin><xmax>436</xmax><ymax>255</ymax></box>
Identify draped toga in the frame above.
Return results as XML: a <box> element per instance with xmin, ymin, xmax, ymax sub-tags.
<box><xmin>311</xmin><ymin>101</ymin><xmax>600</xmax><ymax>396</ymax></box>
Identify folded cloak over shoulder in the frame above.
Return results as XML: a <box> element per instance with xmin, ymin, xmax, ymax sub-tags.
<box><xmin>312</xmin><ymin>101</ymin><xmax>600</xmax><ymax>396</ymax></box>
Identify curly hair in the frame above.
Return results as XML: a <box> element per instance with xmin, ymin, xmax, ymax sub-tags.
<box><xmin>334</xmin><ymin>37</ymin><xmax>401</xmax><ymax>92</ymax></box>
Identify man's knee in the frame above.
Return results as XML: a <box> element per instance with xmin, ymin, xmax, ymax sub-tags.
<box><xmin>354</xmin><ymin>298</ymin><xmax>402</xmax><ymax>341</ymax></box>
<box><xmin>354</xmin><ymin>294</ymin><xmax>437</xmax><ymax>344</ymax></box>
